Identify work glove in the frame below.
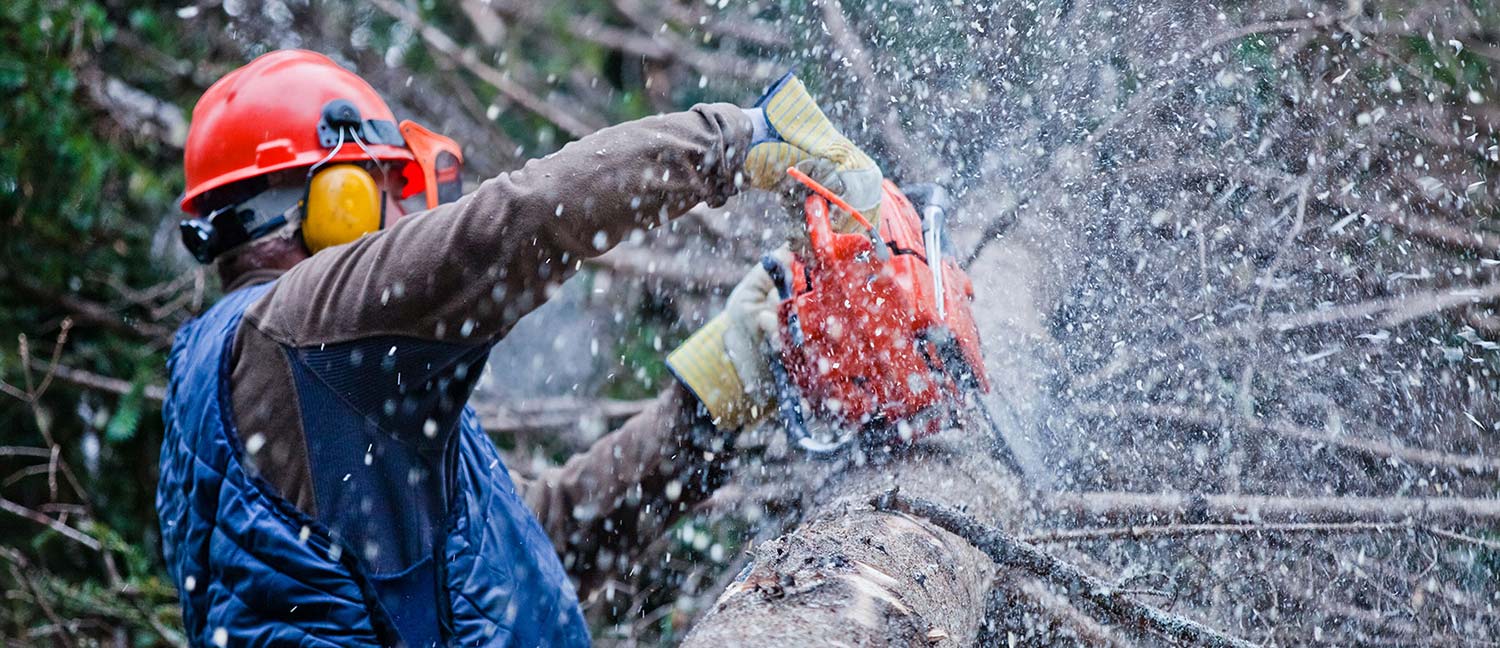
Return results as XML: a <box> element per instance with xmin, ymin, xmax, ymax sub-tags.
<box><xmin>742</xmin><ymin>72</ymin><xmax>883</xmax><ymax>234</ymax></box>
<box><xmin>666</xmin><ymin>249</ymin><xmax>791</xmax><ymax>430</ymax></box>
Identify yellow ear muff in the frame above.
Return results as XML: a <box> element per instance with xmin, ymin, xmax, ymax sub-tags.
<box><xmin>302</xmin><ymin>164</ymin><xmax>382</xmax><ymax>253</ymax></box>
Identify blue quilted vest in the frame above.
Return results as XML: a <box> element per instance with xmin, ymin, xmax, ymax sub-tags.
<box><xmin>157</xmin><ymin>282</ymin><xmax>590</xmax><ymax>647</ymax></box>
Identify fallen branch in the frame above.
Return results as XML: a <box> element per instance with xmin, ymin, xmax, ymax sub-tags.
<box><xmin>1021</xmin><ymin>520</ymin><xmax>1405</xmax><ymax>544</ymax></box>
<box><xmin>587</xmin><ymin>246</ymin><xmax>742</xmax><ymax>291</ymax></box>
<box><xmin>0</xmin><ymin>497</ymin><xmax>102</xmax><ymax>552</ymax></box>
<box><xmin>24</xmin><ymin>360</ymin><xmax>166</xmax><ymax>403</ymax></box>
<box><xmin>1022</xmin><ymin>520</ymin><xmax>1500</xmax><ymax>552</ymax></box>
<box><xmin>475</xmin><ymin>396</ymin><xmax>652</xmax><ymax>435</ymax></box>
<box><xmin>1073</xmin><ymin>277</ymin><xmax>1500</xmax><ymax>392</ymax></box>
<box><xmin>6</xmin><ymin>273</ymin><xmax>175</xmax><ymax>345</ymax></box>
<box><xmin>1050</xmin><ymin>491</ymin><xmax>1500</xmax><ymax>524</ymax></box>
<box><xmin>1004</xmin><ymin>578</ymin><xmax>1129</xmax><ymax>646</ymax></box>
<box><xmin>1072</xmin><ymin>401</ymin><xmax>1500</xmax><ymax>475</ymax></box>
<box><xmin>873</xmin><ymin>489</ymin><xmax>1256</xmax><ymax>648</ymax></box>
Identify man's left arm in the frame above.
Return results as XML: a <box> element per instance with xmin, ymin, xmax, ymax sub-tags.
<box><xmin>514</xmin><ymin>382</ymin><xmax>729</xmax><ymax>596</ymax></box>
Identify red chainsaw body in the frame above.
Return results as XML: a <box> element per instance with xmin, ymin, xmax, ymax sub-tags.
<box><xmin>777</xmin><ymin>180</ymin><xmax>988</xmax><ymax>441</ymax></box>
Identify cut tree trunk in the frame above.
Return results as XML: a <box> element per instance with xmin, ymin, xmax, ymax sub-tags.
<box><xmin>681</xmin><ymin>237</ymin><xmax>1057</xmax><ymax>647</ymax></box>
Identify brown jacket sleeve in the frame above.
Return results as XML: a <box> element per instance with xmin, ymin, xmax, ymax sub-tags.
<box><xmin>243</xmin><ymin>103</ymin><xmax>751</xmax><ymax>347</ymax></box>
<box><xmin>514</xmin><ymin>382</ymin><xmax>731</xmax><ymax>596</ymax></box>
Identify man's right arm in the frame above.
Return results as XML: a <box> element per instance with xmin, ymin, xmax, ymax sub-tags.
<box><xmin>244</xmin><ymin>103</ymin><xmax>752</xmax><ymax>350</ymax></box>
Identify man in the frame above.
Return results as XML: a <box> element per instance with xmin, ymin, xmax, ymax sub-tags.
<box><xmin>157</xmin><ymin>49</ymin><xmax>881</xmax><ymax>647</ymax></box>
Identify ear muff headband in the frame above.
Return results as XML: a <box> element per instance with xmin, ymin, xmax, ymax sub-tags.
<box><xmin>301</xmin><ymin>164</ymin><xmax>382</xmax><ymax>253</ymax></box>
<box><xmin>299</xmin><ymin>116</ymin><xmax>386</xmax><ymax>254</ymax></box>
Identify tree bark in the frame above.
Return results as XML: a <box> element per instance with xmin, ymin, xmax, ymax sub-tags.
<box><xmin>681</xmin><ymin>237</ymin><xmax>1055</xmax><ymax>647</ymax></box>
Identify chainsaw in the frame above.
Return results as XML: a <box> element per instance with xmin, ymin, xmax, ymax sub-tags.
<box><xmin>762</xmin><ymin>167</ymin><xmax>1025</xmax><ymax>476</ymax></box>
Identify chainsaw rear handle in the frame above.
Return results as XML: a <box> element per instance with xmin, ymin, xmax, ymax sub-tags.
<box><xmin>899</xmin><ymin>184</ymin><xmax>952</xmax><ymax>229</ymax></box>
<box><xmin>761</xmin><ymin>254</ymin><xmax>850</xmax><ymax>458</ymax></box>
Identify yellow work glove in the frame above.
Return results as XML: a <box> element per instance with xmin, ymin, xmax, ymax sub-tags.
<box><xmin>743</xmin><ymin>72</ymin><xmax>883</xmax><ymax>233</ymax></box>
<box><xmin>666</xmin><ymin>251</ymin><xmax>789</xmax><ymax>430</ymax></box>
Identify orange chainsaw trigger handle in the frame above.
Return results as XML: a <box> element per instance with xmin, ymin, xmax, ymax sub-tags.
<box><xmin>786</xmin><ymin>166</ymin><xmax>889</xmax><ymax>262</ymax></box>
<box><xmin>785</xmin><ymin>166</ymin><xmax>876</xmax><ymax>232</ymax></box>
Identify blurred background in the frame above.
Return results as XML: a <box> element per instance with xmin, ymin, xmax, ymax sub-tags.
<box><xmin>2</xmin><ymin>0</ymin><xmax>1498</xmax><ymax>645</ymax></box>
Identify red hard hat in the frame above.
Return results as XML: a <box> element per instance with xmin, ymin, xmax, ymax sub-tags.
<box><xmin>180</xmin><ymin>49</ymin><xmax>418</xmax><ymax>214</ymax></box>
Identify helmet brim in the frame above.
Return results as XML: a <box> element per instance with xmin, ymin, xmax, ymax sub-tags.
<box><xmin>179</xmin><ymin>142</ymin><xmax>416</xmax><ymax>214</ymax></box>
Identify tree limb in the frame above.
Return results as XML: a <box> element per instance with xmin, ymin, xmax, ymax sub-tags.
<box><xmin>817</xmin><ymin>0</ymin><xmax>938</xmax><ymax>178</ymax></box>
<box><xmin>1021</xmin><ymin>520</ymin><xmax>1500</xmax><ymax>551</ymax></box>
<box><xmin>1049</xmin><ymin>491</ymin><xmax>1500</xmax><ymax>524</ymax></box>
<box><xmin>366</xmin><ymin>0</ymin><xmax>605</xmax><ymax>138</ymax></box>
<box><xmin>1072</xmin><ymin>400</ymin><xmax>1500</xmax><ymax>476</ymax></box>
<box><xmin>873</xmin><ymin>489</ymin><xmax>1256</xmax><ymax>648</ymax></box>
<box><xmin>24</xmin><ymin>360</ymin><xmax>166</xmax><ymax>403</ymax></box>
<box><xmin>6</xmin><ymin>272</ymin><xmax>175</xmax><ymax>345</ymax></box>
<box><xmin>490</xmin><ymin>0</ymin><xmax>777</xmax><ymax>81</ymax></box>
<box><xmin>476</xmin><ymin>396</ymin><xmax>652</xmax><ymax>436</ymax></box>
<box><xmin>0</xmin><ymin>498</ymin><xmax>102</xmax><ymax>552</ymax></box>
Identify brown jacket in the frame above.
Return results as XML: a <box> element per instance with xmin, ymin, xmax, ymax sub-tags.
<box><xmin>225</xmin><ymin>104</ymin><xmax>751</xmax><ymax>594</ymax></box>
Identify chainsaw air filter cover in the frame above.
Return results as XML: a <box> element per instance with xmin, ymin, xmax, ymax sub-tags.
<box><xmin>777</xmin><ymin>181</ymin><xmax>988</xmax><ymax>442</ymax></box>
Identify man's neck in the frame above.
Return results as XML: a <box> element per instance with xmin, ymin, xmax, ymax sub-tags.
<box><xmin>225</xmin><ymin>267</ymin><xmax>286</xmax><ymax>292</ymax></box>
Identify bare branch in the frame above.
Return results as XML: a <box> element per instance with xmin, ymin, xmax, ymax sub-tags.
<box><xmin>1075</xmin><ymin>278</ymin><xmax>1500</xmax><ymax>392</ymax></box>
<box><xmin>6</xmin><ymin>272</ymin><xmax>174</xmax><ymax>345</ymax></box>
<box><xmin>873</xmin><ymin>489</ymin><xmax>1257</xmax><ymax>648</ymax></box>
<box><xmin>1072</xmin><ymin>401</ymin><xmax>1500</xmax><ymax>476</ymax></box>
<box><xmin>490</xmin><ymin>0</ymin><xmax>778</xmax><ymax>81</ymax></box>
<box><xmin>587</xmin><ymin>246</ymin><xmax>742</xmax><ymax>291</ymax></box>
<box><xmin>77</xmin><ymin>67</ymin><xmax>189</xmax><ymax>148</ymax></box>
<box><xmin>25</xmin><ymin>360</ymin><xmax>166</xmax><ymax>403</ymax></box>
<box><xmin>817</xmin><ymin>0</ymin><xmax>938</xmax><ymax>178</ymax></box>
<box><xmin>0</xmin><ymin>498</ymin><xmax>102</xmax><ymax>552</ymax></box>
<box><xmin>1049</xmin><ymin>491</ymin><xmax>1500</xmax><ymax>524</ymax></box>
<box><xmin>366</xmin><ymin>0</ymin><xmax>605</xmax><ymax>138</ymax></box>
<box><xmin>0</xmin><ymin>447</ymin><xmax>54</xmax><ymax>459</ymax></box>
<box><xmin>655</xmin><ymin>2</ymin><xmax>788</xmax><ymax>49</ymax></box>
<box><xmin>476</xmin><ymin>396</ymin><xmax>652</xmax><ymax>436</ymax></box>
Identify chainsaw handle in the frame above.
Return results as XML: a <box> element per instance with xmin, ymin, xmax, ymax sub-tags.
<box><xmin>761</xmin><ymin>255</ymin><xmax>810</xmax><ymax>447</ymax></box>
<box><xmin>761</xmin><ymin>255</ymin><xmax>848</xmax><ymax>458</ymax></box>
<box><xmin>788</xmin><ymin>166</ymin><xmax>890</xmax><ymax>263</ymax></box>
